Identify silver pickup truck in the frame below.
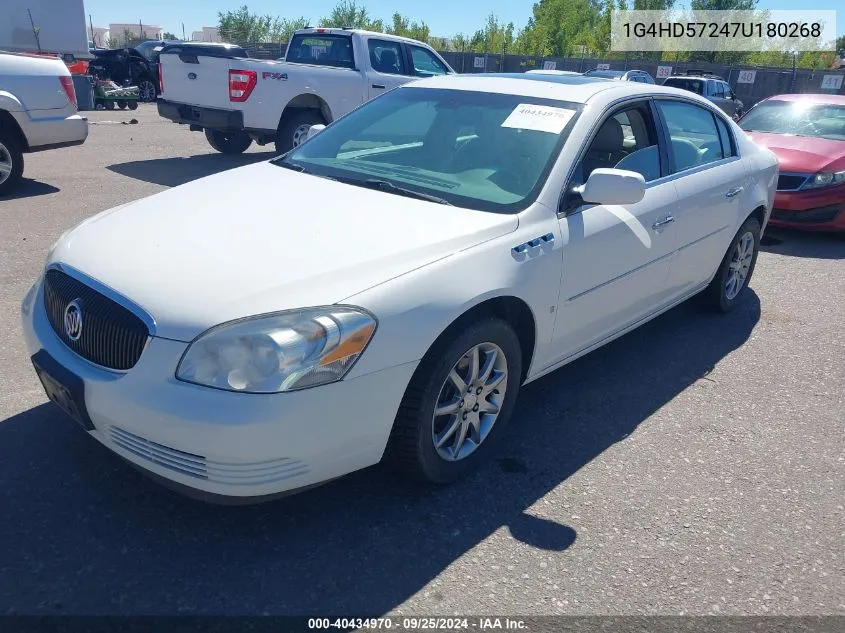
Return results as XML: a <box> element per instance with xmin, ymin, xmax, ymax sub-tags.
<box><xmin>0</xmin><ymin>51</ymin><xmax>88</xmax><ymax>195</ymax></box>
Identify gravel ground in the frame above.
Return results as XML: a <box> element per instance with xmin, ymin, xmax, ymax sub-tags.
<box><xmin>0</xmin><ymin>105</ymin><xmax>843</xmax><ymax>617</ymax></box>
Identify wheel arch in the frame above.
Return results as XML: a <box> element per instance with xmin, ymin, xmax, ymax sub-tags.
<box><xmin>277</xmin><ymin>93</ymin><xmax>332</xmax><ymax>131</ymax></box>
<box><xmin>0</xmin><ymin>109</ymin><xmax>30</xmax><ymax>152</ymax></box>
<box><xmin>414</xmin><ymin>295</ymin><xmax>538</xmax><ymax>385</ymax></box>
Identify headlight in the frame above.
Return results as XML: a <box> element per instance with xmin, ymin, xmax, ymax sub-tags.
<box><xmin>176</xmin><ymin>307</ymin><xmax>376</xmax><ymax>393</ymax></box>
<box><xmin>803</xmin><ymin>170</ymin><xmax>845</xmax><ymax>189</ymax></box>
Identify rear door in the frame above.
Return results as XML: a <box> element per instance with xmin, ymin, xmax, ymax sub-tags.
<box><xmin>365</xmin><ymin>38</ymin><xmax>411</xmax><ymax>98</ymax></box>
<box><xmin>159</xmin><ymin>47</ymin><xmax>236</xmax><ymax>109</ymax></box>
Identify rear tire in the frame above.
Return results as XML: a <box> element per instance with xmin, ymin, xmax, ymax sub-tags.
<box><xmin>274</xmin><ymin>111</ymin><xmax>325</xmax><ymax>155</ymax></box>
<box><xmin>138</xmin><ymin>78</ymin><xmax>157</xmax><ymax>102</ymax></box>
<box><xmin>699</xmin><ymin>216</ymin><xmax>761</xmax><ymax>313</ymax></box>
<box><xmin>0</xmin><ymin>130</ymin><xmax>25</xmax><ymax>197</ymax></box>
<box><xmin>204</xmin><ymin>129</ymin><xmax>252</xmax><ymax>155</ymax></box>
<box><xmin>385</xmin><ymin>318</ymin><xmax>523</xmax><ymax>485</ymax></box>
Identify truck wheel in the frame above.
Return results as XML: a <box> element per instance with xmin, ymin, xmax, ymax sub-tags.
<box><xmin>0</xmin><ymin>131</ymin><xmax>25</xmax><ymax>197</ymax></box>
<box><xmin>204</xmin><ymin>129</ymin><xmax>253</xmax><ymax>154</ymax></box>
<box><xmin>128</xmin><ymin>101</ymin><xmax>139</xmax><ymax>110</ymax></box>
<box><xmin>275</xmin><ymin>111</ymin><xmax>325</xmax><ymax>155</ymax></box>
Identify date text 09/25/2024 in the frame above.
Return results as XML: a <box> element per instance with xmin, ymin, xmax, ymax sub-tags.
<box><xmin>307</xmin><ymin>617</ymin><xmax>528</xmax><ymax>630</ymax></box>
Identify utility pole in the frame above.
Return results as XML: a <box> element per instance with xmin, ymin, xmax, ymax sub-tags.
<box><xmin>28</xmin><ymin>9</ymin><xmax>42</xmax><ymax>53</ymax></box>
<box><xmin>182</xmin><ymin>23</ymin><xmax>186</xmax><ymax>40</ymax></box>
<box><xmin>89</xmin><ymin>14</ymin><xmax>95</xmax><ymax>46</ymax></box>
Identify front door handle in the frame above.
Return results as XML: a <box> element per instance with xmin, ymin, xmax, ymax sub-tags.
<box><xmin>372</xmin><ymin>83</ymin><xmax>386</xmax><ymax>89</ymax></box>
<box><xmin>725</xmin><ymin>186</ymin><xmax>744</xmax><ymax>198</ymax></box>
<box><xmin>652</xmin><ymin>215</ymin><xmax>675</xmax><ymax>232</ymax></box>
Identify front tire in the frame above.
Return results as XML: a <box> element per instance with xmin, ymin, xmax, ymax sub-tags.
<box><xmin>204</xmin><ymin>129</ymin><xmax>253</xmax><ymax>154</ymax></box>
<box><xmin>0</xmin><ymin>131</ymin><xmax>25</xmax><ymax>196</ymax></box>
<box><xmin>274</xmin><ymin>111</ymin><xmax>325</xmax><ymax>155</ymax></box>
<box><xmin>699</xmin><ymin>216</ymin><xmax>761</xmax><ymax>313</ymax></box>
<box><xmin>138</xmin><ymin>78</ymin><xmax>157</xmax><ymax>102</ymax></box>
<box><xmin>385</xmin><ymin>318</ymin><xmax>523</xmax><ymax>485</ymax></box>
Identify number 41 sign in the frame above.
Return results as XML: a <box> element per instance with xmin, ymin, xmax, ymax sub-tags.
<box><xmin>821</xmin><ymin>75</ymin><xmax>843</xmax><ymax>90</ymax></box>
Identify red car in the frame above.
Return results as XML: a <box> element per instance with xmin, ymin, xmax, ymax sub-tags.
<box><xmin>738</xmin><ymin>93</ymin><xmax>845</xmax><ymax>233</ymax></box>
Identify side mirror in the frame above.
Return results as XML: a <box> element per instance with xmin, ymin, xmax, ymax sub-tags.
<box><xmin>305</xmin><ymin>124</ymin><xmax>326</xmax><ymax>141</ymax></box>
<box><xmin>574</xmin><ymin>168</ymin><xmax>646</xmax><ymax>206</ymax></box>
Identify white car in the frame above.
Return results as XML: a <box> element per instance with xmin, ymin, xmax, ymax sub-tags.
<box><xmin>0</xmin><ymin>51</ymin><xmax>88</xmax><ymax>195</ymax></box>
<box><xmin>21</xmin><ymin>74</ymin><xmax>778</xmax><ymax>503</ymax></box>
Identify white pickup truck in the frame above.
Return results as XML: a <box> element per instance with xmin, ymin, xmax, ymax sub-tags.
<box><xmin>157</xmin><ymin>28</ymin><xmax>454</xmax><ymax>155</ymax></box>
<box><xmin>0</xmin><ymin>51</ymin><xmax>88</xmax><ymax>195</ymax></box>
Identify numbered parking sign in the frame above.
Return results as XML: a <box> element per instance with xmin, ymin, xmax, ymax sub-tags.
<box><xmin>820</xmin><ymin>74</ymin><xmax>843</xmax><ymax>90</ymax></box>
<box><xmin>543</xmin><ymin>60</ymin><xmax>557</xmax><ymax>70</ymax></box>
<box><xmin>473</xmin><ymin>57</ymin><xmax>485</xmax><ymax>69</ymax></box>
<box><xmin>736</xmin><ymin>70</ymin><xmax>756</xmax><ymax>84</ymax></box>
<box><xmin>656</xmin><ymin>65</ymin><xmax>673</xmax><ymax>79</ymax></box>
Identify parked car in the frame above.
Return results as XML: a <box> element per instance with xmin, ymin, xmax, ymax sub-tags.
<box><xmin>22</xmin><ymin>74</ymin><xmax>777</xmax><ymax>502</ymax></box>
<box><xmin>88</xmin><ymin>47</ymin><xmax>158</xmax><ymax>102</ymax></box>
<box><xmin>738</xmin><ymin>93</ymin><xmax>845</xmax><ymax>232</ymax></box>
<box><xmin>583</xmin><ymin>68</ymin><xmax>655</xmax><ymax>83</ymax></box>
<box><xmin>157</xmin><ymin>27</ymin><xmax>455</xmax><ymax>155</ymax></box>
<box><xmin>662</xmin><ymin>73</ymin><xmax>744</xmax><ymax>119</ymax></box>
<box><xmin>0</xmin><ymin>51</ymin><xmax>88</xmax><ymax>195</ymax></box>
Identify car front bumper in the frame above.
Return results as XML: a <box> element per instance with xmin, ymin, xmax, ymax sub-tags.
<box><xmin>768</xmin><ymin>184</ymin><xmax>845</xmax><ymax>232</ymax></box>
<box><xmin>21</xmin><ymin>278</ymin><xmax>415</xmax><ymax>501</ymax></box>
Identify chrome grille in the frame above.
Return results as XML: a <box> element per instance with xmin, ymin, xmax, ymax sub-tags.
<box><xmin>43</xmin><ymin>269</ymin><xmax>149</xmax><ymax>371</ymax></box>
<box><xmin>777</xmin><ymin>174</ymin><xmax>808</xmax><ymax>191</ymax></box>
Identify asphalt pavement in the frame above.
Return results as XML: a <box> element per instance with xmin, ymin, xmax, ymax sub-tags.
<box><xmin>0</xmin><ymin>106</ymin><xmax>843</xmax><ymax>616</ymax></box>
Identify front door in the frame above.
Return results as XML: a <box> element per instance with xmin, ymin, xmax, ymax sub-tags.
<box><xmin>551</xmin><ymin>100</ymin><xmax>680</xmax><ymax>362</ymax></box>
<box><xmin>366</xmin><ymin>38</ymin><xmax>411</xmax><ymax>99</ymax></box>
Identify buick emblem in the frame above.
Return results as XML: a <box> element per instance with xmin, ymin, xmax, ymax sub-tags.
<box><xmin>64</xmin><ymin>300</ymin><xmax>83</xmax><ymax>341</ymax></box>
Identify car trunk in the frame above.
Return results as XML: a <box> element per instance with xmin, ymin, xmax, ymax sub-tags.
<box><xmin>159</xmin><ymin>48</ymin><xmax>242</xmax><ymax>110</ymax></box>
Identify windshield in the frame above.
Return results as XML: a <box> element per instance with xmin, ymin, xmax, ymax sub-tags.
<box><xmin>285</xmin><ymin>34</ymin><xmax>354</xmax><ymax>69</ymax></box>
<box><xmin>739</xmin><ymin>101</ymin><xmax>845</xmax><ymax>140</ymax></box>
<box><xmin>275</xmin><ymin>87</ymin><xmax>582</xmax><ymax>213</ymax></box>
<box><xmin>663</xmin><ymin>78</ymin><xmax>704</xmax><ymax>94</ymax></box>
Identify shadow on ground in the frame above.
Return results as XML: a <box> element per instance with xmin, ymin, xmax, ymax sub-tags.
<box><xmin>106</xmin><ymin>152</ymin><xmax>278</xmax><ymax>187</ymax></box>
<box><xmin>1</xmin><ymin>180</ymin><xmax>60</xmax><ymax>201</ymax></box>
<box><xmin>761</xmin><ymin>226</ymin><xmax>845</xmax><ymax>259</ymax></box>
<box><xmin>0</xmin><ymin>293</ymin><xmax>761</xmax><ymax>615</ymax></box>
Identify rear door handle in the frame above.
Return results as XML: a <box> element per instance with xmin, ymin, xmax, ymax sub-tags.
<box><xmin>372</xmin><ymin>84</ymin><xmax>385</xmax><ymax>89</ymax></box>
<box><xmin>725</xmin><ymin>186</ymin><xmax>744</xmax><ymax>198</ymax></box>
<box><xmin>652</xmin><ymin>215</ymin><xmax>675</xmax><ymax>231</ymax></box>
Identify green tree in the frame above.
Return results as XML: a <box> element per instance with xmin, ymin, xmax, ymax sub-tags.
<box><xmin>162</xmin><ymin>31</ymin><xmax>177</xmax><ymax>40</ymax></box>
<box><xmin>319</xmin><ymin>0</ymin><xmax>384</xmax><ymax>31</ymax></box>
<box><xmin>268</xmin><ymin>17</ymin><xmax>309</xmax><ymax>43</ymax></box>
<box><xmin>218</xmin><ymin>5</ymin><xmax>273</xmax><ymax>43</ymax></box>
<box><xmin>106</xmin><ymin>36</ymin><xmax>119</xmax><ymax>49</ymax></box>
<box><xmin>386</xmin><ymin>12</ymin><xmax>430</xmax><ymax>43</ymax></box>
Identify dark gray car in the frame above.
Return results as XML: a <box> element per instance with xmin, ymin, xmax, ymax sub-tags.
<box><xmin>583</xmin><ymin>68</ymin><xmax>656</xmax><ymax>83</ymax></box>
<box><xmin>662</xmin><ymin>75</ymin><xmax>744</xmax><ymax>119</ymax></box>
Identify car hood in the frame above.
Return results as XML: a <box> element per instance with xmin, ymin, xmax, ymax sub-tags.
<box><xmin>744</xmin><ymin>131</ymin><xmax>845</xmax><ymax>173</ymax></box>
<box><xmin>49</xmin><ymin>162</ymin><xmax>519</xmax><ymax>341</ymax></box>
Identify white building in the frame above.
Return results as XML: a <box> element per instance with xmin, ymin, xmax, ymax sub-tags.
<box><xmin>109</xmin><ymin>23</ymin><xmax>163</xmax><ymax>44</ymax></box>
<box><xmin>88</xmin><ymin>26</ymin><xmax>110</xmax><ymax>47</ymax></box>
<box><xmin>191</xmin><ymin>27</ymin><xmax>220</xmax><ymax>43</ymax></box>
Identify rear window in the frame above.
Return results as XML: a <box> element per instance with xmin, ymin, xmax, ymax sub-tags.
<box><xmin>286</xmin><ymin>34</ymin><xmax>354</xmax><ymax>69</ymax></box>
<box><xmin>664</xmin><ymin>78</ymin><xmax>704</xmax><ymax>95</ymax></box>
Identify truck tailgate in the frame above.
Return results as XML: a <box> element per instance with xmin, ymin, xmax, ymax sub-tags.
<box><xmin>160</xmin><ymin>52</ymin><xmax>232</xmax><ymax>110</ymax></box>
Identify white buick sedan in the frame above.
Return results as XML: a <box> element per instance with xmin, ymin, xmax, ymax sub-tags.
<box><xmin>21</xmin><ymin>74</ymin><xmax>778</xmax><ymax>503</ymax></box>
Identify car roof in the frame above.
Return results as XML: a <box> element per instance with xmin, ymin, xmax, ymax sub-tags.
<box><xmin>405</xmin><ymin>73</ymin><xmax>714</xmax><ymax>105</ymax></box>
<box><xmin>759</xmin><ymin>93</ymin><xmax>845</xmax><ymax>106</ymax></box>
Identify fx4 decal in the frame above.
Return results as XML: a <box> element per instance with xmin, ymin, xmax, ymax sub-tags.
<box><xmin>262</xmin><ymin>72</ymin><xmax>288</xmax><ymax>81</ymax></box>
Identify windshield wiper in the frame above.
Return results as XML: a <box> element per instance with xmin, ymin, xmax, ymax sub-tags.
<box><xmin>361</xmin><ymin>179</ymin><xmax>453</xmax><ymax>205</ymax></box>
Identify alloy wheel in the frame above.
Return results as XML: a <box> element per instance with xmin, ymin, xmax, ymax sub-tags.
<box><xmin>138</xmin><ymin>80</ymin><xmax>156</xmax><ymax>102</ymax></box>
<box><xmin>431</xmin><ymin>342</ymin><xmax>508</xmax><ymax>461</ymax></box>
<box><xmin>0</xmin><ymin>142</ymin><xmax>12</xmax><ymax>185</ymax></box>
<box><xmin>725</xmin><ymin>231</ymin><xmax>754</xmax><ymax>300</ymax></box>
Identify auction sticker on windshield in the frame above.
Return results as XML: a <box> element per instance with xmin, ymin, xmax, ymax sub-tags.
<box><xmin>502</xmin><ymin>104</ymin><xmax>576</xmax><ymax>134</ymax></box>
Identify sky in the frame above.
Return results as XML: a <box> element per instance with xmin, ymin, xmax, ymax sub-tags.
<box><xmin>82</xmin><ymin>0</ymin><xmax>844</xmax><ymax>40</ymax></box>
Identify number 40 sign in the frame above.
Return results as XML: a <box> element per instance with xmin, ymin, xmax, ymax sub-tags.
<box><xmin>736</xmin><ymin>70</ymin><xmax>756</xmax><ymax>84</ymax></box>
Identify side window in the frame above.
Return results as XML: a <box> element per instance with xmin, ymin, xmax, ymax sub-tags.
<box><xmin>580</xmin><ymin>103</ymin><xmax>662</xmax><ymax>183</ymax></box>
<box><xmin>723</xmin><ymin>83</ymin><xmax>734</xmax><ymax>99</ymax></box>
<box><xmin>368</xmin><ymin>39</ymin><xmax>405</xmax><ymax>75</ymax></box>
<box><xmin>657</xmin><ymin>100</ymin><xmax>726</xmax><ymax>172</ymax></box>
<box><xmin>410</xmin><ymin>46</ymin><xmax>449</xmax><ymax>77</ymax></box>
<box><xmin>714</xmin><ymin>115</ymin><xmax>736</xmax><ymax>157</ymax></box>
